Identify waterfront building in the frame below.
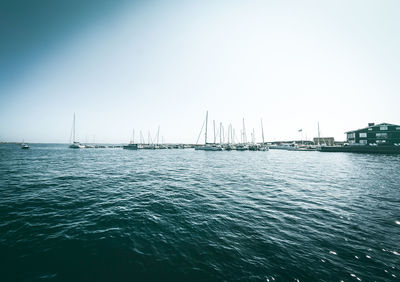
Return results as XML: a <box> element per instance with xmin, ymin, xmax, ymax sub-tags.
<box><xmin>346</xmin><ymin>122</ymin><xmax>400</xmax><ymax>145</ymax></box>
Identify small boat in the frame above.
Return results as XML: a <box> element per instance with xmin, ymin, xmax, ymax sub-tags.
<box><xmin>258</xmin><ymin>145</ymin><xmax>268</xmax><ymax>151</ymax></box>
<box><xmin>223</xmin><ymin>144</ymin><xmax>235</xmax><ymax>151</ymax></box>
<box><xmin>69</xmin><ymin>142</ymin><xmax>84</xmax><ymax>149</ymax></box>
<box><xmin>235</xmin><ymin>144</ymin><xmax>249</xmax><ymax>151</ymax></box>
<box><xmin>269</xmin><ymin>143</ymin><xmax>298</xmax><ymax>150</ymax></box>
<box><xmin>123</xmin><ymin>130</ymin><xmax>138</xmax><ymax>150</ymax></box>
<box><xmin>195</xmin><ymin>111</ymin><xmax>224</xmax><ymax>151</ymax></box>
<box><xmin>123</xmin><ymin>143</ymin><xmax>138</xmax><ymax>150</ymax></box>
<box><xmin>69</xmin><ymin>113</ymin><xmax>84</xmax><ymax>149</ymax></box>
<box><xmin>21</xmin><ymin>142</ymin><xmax>29</xmax><ymax>149</ymax></box>
<box><xmin>259</xmin><ymin>119</ymin><xmax>269</xmax><ymax>151</ymax></box>
<box><xmin>195</xmin><ymin>144</ymin><xmax>223</xmax><ymax>151</ymax></box>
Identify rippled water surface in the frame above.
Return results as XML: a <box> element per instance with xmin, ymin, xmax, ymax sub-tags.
<box><xmin>0</xmin><ymin>144</ymin><xmax>399</xmax><ymax>281</ymax></box>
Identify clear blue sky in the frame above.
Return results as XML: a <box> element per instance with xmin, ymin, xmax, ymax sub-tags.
<box><xmin>1</xmin><ymin>0</ymin><xmax>399</xmax><ymax>143</ymax></box>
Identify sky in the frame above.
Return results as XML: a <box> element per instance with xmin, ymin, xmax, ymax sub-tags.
<box><xmin>1</xmin><ymin>0</ymin><xmax>399</xmax><ymax>143</ymax></box>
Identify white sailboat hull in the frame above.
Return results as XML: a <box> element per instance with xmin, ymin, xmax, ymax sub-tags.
<box><xmin>69</xmin><ymin>142</ymin><xmax>84</xmax><ymax>149</ymax></box>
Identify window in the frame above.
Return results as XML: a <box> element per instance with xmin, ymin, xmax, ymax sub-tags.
<box><xmin>368</xmin><ymin>128</ymin><xmax>373</xmax><ymax>131</ymax></box>
<box><xmin>359</xmin><ymin>140</ymin><xmax>367</xmax><ymax>144</ymax></box>
<box><xmin>359</xmin><ymin>133</ymin><xmax>367</xmax><ymax>138</ymax></box>
<box><xmin>376</xmin><ymin>133</ymin><xmax>388</xmax><ymax>139</ymax></box>
<box><xmin>380</xmin><ymin>125</ymin><xmax>388</xmax><ymax>130</ymax></box>
<box><xmin>396</xmin><ymin>127</ymin><xmax>400</xmax><ymax>130</ymax></box>
<box><xmin>347</xmin><ymin>133</ymin><xmax>355</xmax><ymax>139</ymax></box>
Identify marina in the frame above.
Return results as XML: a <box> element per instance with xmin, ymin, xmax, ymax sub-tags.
<box><xmin>119</xmin><ymin>117</ymin><xmax>400</xmax><ymax>154</ymax></box>
<box><xmin>2</xmin><ymin>1</ymin><xmax>399</xmax><ymax>281</ymax></box>
<box><xmin>9</xmin><ymin>114</ymin><xmax>394</xmax><ymax>154</ymax></box>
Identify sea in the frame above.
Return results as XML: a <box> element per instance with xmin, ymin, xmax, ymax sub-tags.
<box><xmin>0</xmin><ymin>144</ymin><xmax>399</xmax><ymax>281</ymax></box>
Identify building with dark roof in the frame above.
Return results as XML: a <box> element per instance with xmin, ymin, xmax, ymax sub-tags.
<box><xmin>346</xmin><ymin>123</ymin><xmax>400</xmax><ymax>145</ymax></box>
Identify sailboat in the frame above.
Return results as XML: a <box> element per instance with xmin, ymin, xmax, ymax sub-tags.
<box><xmin>236</xmin><ymin>118</ymin><xmax>249</xmax><ymax>151</ymax></box>
<box><xmin>195</xmin><ymin>111</ymin><xmax>223</xmax><ymax>151</ymax></box>
<box><xmin>69</xmin><ymin>113</ymin><xmax>84</xmax><ymax>149</ymax></box>
<box><xmin>21</xmin><ymin>140</ymin><xmax>29</xmax><ymax>149</ymax></box>
<box><xmin>123</xmin><ymin>129</ymin><xmax>138</xmax><ymax>150</ymax></box>
<box><xmin>259</xmin><ymin>119</ymin><xmax>269</xmax><ymax>151</ymax></box>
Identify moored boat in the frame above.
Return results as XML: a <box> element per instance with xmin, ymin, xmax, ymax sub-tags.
<box><xmin>195</xmin><ymin>111</ymin><xmax>224</xmax><ymax>151</ymax></box>
<box><xmin>69</xmin><ymin>142</ymin><xmax>84</xmax><ymax>149</ymax></box>
<box><xmin>195</xmin><ymin>144</ymin><xmax>223</xmax><ymax>151</ymax></box>
<box><xmin>123</xmin><ymin>143</ymin><xmax>138</xmax><ymax>150</ymax></box>
<box><xmin>69</xmin><ymin>113</ymin><xmax>84</xmax><ymax>149</ymax></box>
<box><xmin>269</xmin><ymin>143</ymin><xmax>298</xmax><ymax>150</ymax></box>
<box><xmin>21</xmin><ymin>143</ymin><xmax>29</xmax><ymax>149</ymax></box>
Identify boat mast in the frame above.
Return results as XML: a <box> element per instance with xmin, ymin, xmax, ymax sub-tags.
<box><xmin>157</xmin><ymin>126</ymin><xmax>160</xmax><ymax>145</ymax></box>
<box><xmin>140</xmin><ymin>130</ymin><xmax>144</xmax><ymax>144</ymax></box>
<box><xmin>261</xmin><ymin>118</ymin><xmax>265</xmax><ymax>145</ymax></box>
<box><xmin>205</xmin><ymin>111</ymin><xmax>208</xmax><ymax>145</ymax></box>
<box><xmin>228</xmin><ymin>124</ymin><xmax>231</xmax><ymax>144</ymax></box>
<box><xmin>317</xmin><ymin>122</ymin><xmax>320</xmax><ymax>146</ymax></box>
<box><xmin>213</xmin><ymin>120</ymin><xmax>216</xmax><ymax>144</ymax></box>
<box><xmin>222</xmin><ymin>124</ymin><xmax>225</xmax><ymax>143</ymax></box>
<box><xmin>219</xmin><ymin>122</ymin><xmax>222</xmax><ymax>144</ymax></box>
<box><xmin>242</xmin><ymin>118</ymin><xmax>247</xmax><ymax>144</ymax></box>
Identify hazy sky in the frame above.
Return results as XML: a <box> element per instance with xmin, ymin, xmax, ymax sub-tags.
<box><xmin>1</xmin><ymin>0</ymin><xmax>399</xmax><ymax>143</ymax></box>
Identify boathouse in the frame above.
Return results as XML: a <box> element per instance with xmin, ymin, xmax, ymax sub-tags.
<box><xmin>346</xmin><ymin>123</ymin><xmax>400</xmax><ymax>145</ymax></box>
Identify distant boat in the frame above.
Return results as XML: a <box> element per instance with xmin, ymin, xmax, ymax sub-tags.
<box><xmin>69</xmin><ymin>113</ymin><xmax>84</xmax><ymax>149</ymax></box>
<box><xmin>195</xmin><ymin>111</ymin><xmax>223</xmax><ymax>151</ymax></box>
<box><xmin>123</xmin><ymin>143</ymin><xmax>138</xmax><ymax>150</ymax></box>
<box><xmin>21</xmin><ymin>141</ymin><xmax>29</xmax><ymax>149</ymax></box>
<box><xmin>259</xmin><ymin>119</ymin><xmax>269</xmax><ymax>151</ymax></box>
<box><xmin>123</xmin><ymin>129</ymin><xmax>138</xmax><ymax>150</ymax></box>
<box><xmin>269</xmin><ymin>143</ymin><xmax>298</xmax><ymax>150</ymax></box>
<box><xmin>196</xmin><ymin>144</ymin><xmax>223</xmax><ymax>151</ymax></box>
<box><xmin>235</xmin><ymin>118</ymin><xmax>249</xmax><ymax>151</ymax></box>
<box><xmin>235</xmin><ymin>144</ymin><xmax>249</xmax><ymax>151</ymax></box>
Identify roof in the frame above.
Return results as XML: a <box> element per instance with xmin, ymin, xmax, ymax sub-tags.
<box><xmin>345</xmin><ymin>123</ymin><xmax>400</xmax><ymax>133</ymax></box>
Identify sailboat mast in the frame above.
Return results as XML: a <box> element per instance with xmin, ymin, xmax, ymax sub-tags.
<box><xmin>242</xmin><ymin>118</ymin><xmax>246</xmax><ymax>143</ymax></box>
<box><xmin>205</xmin><ymin>111</ymin><xmax>208</xmax><ymax>144</ymax></box>
<box><xmin>228</xmin><ymin>124</ymin><xmax>231</xmax><ymax>144</ymax></box>
<box><xmin>261</xmin><ymin>119</ymin><xmax>265</xmax><ymax>144</ymax></box>
<box><xmin>213</xmin><ymin>120</ymin><xmax>216</xmax><ymax>144</ymax></box>
<box><xmin>219</xmin><ymin>122</ymin><xmax>222</xmax><ymax>144</ymax></box>
<box><xmin>317</xmin><ymin>122</ymin><xmax>320</xmax><ymax>146</ymax></box>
